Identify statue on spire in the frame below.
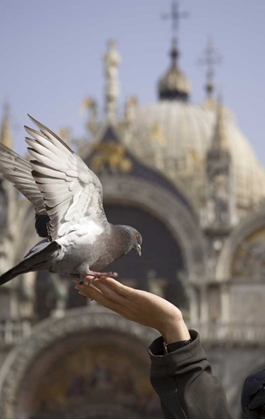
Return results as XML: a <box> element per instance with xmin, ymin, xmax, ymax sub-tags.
<box><xmin>103</xmin><ymin>40</ymin><xmax>121</xmax><ymax>122</ymax></box>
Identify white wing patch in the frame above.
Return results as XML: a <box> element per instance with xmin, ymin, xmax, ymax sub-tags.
<box><xmin>25</xmin><ymin>115</ymin><xmax>107</xmax><ymax>240</ymax></box>
<box><xmin>57</xmin><ymin>220</ymin><xmax>104</xmax><ymax>247</ymax></box>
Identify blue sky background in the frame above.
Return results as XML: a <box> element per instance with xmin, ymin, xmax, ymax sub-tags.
<box><xmin>1</xmin><ymin>0</ymin><xmax>265</xmax><ymax>164</ymax></box>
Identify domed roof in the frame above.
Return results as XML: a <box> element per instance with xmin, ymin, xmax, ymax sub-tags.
<box><xmin>123</xmin><ymin>101</ymin><xmax>265</xmax><ymax>214</ymax></box>
<box><xmin>158</xmin><ymin>65</ymin><xmax>190</xmax><ymax>101</ymax></box>
<box><xmin>158</xmin><ymin>40</ymin><xmax>191</xmax><ymax>101</ymax></box>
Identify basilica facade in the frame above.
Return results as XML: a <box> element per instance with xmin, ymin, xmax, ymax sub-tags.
<box><xmin>0</xmin><ymin>32</ymin><xmax>265</xmax><ymax>418</ymax></box>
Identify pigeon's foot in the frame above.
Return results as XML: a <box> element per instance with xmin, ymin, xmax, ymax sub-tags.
<box><xmin>71</xmin><ymin>274</ymin><xmax>82</xmax><ymax>284</ymax></box>
<box><xmin>88</xmin><ymin>271</ymin><xmax>118</xmax><ymax>279</ymax></box>
<box><xmin>71</xmin><ymin>272</ymin><xmax>118</xmax><ymax>287</ymax></box>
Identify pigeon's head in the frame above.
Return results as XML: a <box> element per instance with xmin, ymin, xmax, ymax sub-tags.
<box><xmin>121</xmin><ymin>226</ymin><xmax>142</xmax><ymax>256</ymax></box>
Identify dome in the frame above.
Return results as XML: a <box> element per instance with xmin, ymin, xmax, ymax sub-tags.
<box><xmin>158</xmin><ymin>65</ymin><xmax>191</xmax><ymax>101</ymax></box>
<box><xmin>158</xmin><ymin>40</ymin><xmax>191</xmax><ymax>102</ymax></box>
<box><xmin>123</xmin><ymin>101</ymin><xmax>265</xmax><ymax>214</ymax></box>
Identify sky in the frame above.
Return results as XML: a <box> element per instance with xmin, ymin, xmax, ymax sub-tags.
<box><xmin>1</xmin><ymin>0</ymin><xmax>265</xmax><ymax>165</ymax></box>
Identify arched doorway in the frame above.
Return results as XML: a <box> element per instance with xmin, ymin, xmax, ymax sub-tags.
<box><xmin>34</xmin><ymin>203</ymin><xmax>189</xmax><ymax>320</ymax></box>
<box><xmin>0</xmin><ymin>308</ymin><xmax>161</xmax><ymax>419</ymax></box>
<box><xmin>105</xmin><ymin>204</ymin><xmax>188</xmax><ymax>309</ymax></box>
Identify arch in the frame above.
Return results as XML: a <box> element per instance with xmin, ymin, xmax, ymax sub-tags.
<box><xmin>0</xmin><ymin>307</ymin><xmax>159</xmax><ymax>418</ymax></box>
<box><xmin>100</xmin><ymin>175</ymin><xmax>207</xmax><ymax>282</ymax></box>
<box><xmin>13</xmin><ymin>174</ymin><xmax>207</xmax><ymax>283</ymax></box>
<box><xmin>216</xmin><ymin>208</ymin><xmax>265</xmax><ymax>281</ymax></box>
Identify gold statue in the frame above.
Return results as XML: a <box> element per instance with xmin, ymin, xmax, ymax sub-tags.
<box><xmin>91</xmin><ymin>142</ymin><xmax>132</xmax><ymax>174</ymax></box>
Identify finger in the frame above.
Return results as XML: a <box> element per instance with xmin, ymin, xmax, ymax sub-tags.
<box><xmin>92</xmin><ymin>279</ymin><xmax>128</xmax><ymax>304</ymax></box>
<box><xmin>98</xmin><ymin>277</ymin><xmax>135</xmax><ymax>299</ymax></box>
<box><xmin>78</xmin><ymin>284</ymin><xmax>128</xmax><ymax>314</ymax></box>
<box><xmin>76</xmin><ymin>282</ymin><xmax>119</xmax><ymax>305</ymax></box>
<box><xmin>76</xmin><ymin>283</ymin><xmax>103</xmax><ymax>299</ymax></box>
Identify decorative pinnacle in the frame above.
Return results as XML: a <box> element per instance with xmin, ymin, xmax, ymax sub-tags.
<box><xmin>103</xmin><ymin>40</ymin><xmax>121</xmax><ymax>122</ymax></box>
<box><xmin>212</xmin><ymin>96</ymin><xmax>229</xmax><ymax>152</ymax></box>
<box><xmin>198</xmin><ymin>37</ymin><xmax>222</xmax><ymax>98</ymax></box>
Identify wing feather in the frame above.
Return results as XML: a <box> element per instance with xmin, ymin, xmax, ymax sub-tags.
<box><xmin>26</xmin><ymin>115</ymin><xmax>107</xmax><ymax>239</ymax></box>
<box><xmin>0</xmin><ymin>143</ymin><xmax>46</xmax><ymax>215</ymax></box>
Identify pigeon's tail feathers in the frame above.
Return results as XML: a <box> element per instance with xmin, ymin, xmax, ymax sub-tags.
<box><xmin>0</xmin><ymin>241</ymin><xmax>61</xmax><ymax>286</ymax></box>
<box><xmin>0</xmin><ymin>143</ymin><xmax>46</xmax><ymax>215</ymax></box>
<box><xmin>0</xmin><ymin>263</ymin><xmax>32</xmax><ymax>286</ymax></box>
<box><xmin>23</xmin><ymin>238</ymin><xmax>52</xmax><ymax>259</ymax></box>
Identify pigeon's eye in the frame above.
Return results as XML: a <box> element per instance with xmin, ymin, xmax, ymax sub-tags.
<box><xmin>135</xmin><ymin>234</ymin><xmax>139</xmax><ymax>240</ymax></box>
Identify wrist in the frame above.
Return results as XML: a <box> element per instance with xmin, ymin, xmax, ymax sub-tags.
<box><xmin>160</xmin><ymin>318</ymin><xmax>190</xmax><ymax>344</ymax></box>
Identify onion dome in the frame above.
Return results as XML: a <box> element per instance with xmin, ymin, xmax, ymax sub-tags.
<box><xmin>158</xmin><ymin>39</ymin><xmax>191</xmax><ymax>101</ymax></box>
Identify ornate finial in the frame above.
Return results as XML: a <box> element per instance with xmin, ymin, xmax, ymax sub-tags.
<box><xmin>0</xmin><ymin>101</ymin><xmax>13</xmax><ymax>149</ymax></box>
<box><xmin>103</xmin><ymin>40</ymin><xmax>121</xmax><ymax>122</ymax></box>
<box><xmin>162</xmin><ymin>1</ymin><xmax>189</xmax><ymax>64</ymax></box>
<box><xmin>199</xmin><ymin>37</ymin><xmax>222</xmax><ymax>99</ymax></box>
<box><xmin>162</xmin><ymin>1</ymin><xmax>189</xmax><ymax>40</ymax></box>
<box><xmin>159</xmin><ymin>2</ymin><xmax>190</xmax><ymax>101</ymax></box>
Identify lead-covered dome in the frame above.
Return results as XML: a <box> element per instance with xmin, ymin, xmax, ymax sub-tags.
<box><xmin>123</xmin><ymin>101</ymin><xmax>265</xmax><ymax>217</ymax></box>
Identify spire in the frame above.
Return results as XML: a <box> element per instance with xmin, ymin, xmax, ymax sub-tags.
<box><xmin>0</xmin><ymin>102</ymin><xmax>13</xmax><ymax>149</ymax></box>
<box><xmin>204</xmin><ymin>97</ymin><xmax>234</xmax><ymax>232</ymax></box>
<box><xmin>211</xmin><ymin>98</ymin><xmax>229</xmax><ymax>152</ymax></box>
<box><xmin>103</xmin><ymin>40</ymin><xmax>121</xmax><ymax>122</ymax></box>
<box><xmin>159</xmin><ymin>1</ymin><xmax>190</xmax><ymax>101</ymax></box>
<box><xmin>199</xmin><ymin>38</ymin><xmax>222</xmax><ymax>108</ymax></box>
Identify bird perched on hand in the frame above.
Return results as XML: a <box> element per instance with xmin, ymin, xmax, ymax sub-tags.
<box><xmin>0</xmin><ymin>115</ymin><xmax>142</xmax><ymax>286</ymax></box>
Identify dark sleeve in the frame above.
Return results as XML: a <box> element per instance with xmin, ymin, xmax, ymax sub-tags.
<box><xmin>148</xmin><ymin>330</ymin><xmax>233</xmax><ymax>419</ymax></box>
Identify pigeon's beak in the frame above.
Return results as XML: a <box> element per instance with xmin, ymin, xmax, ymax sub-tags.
<box><xmin>136</xmin><ymin>244</ymin><xmax>141</xmax><ymax>256</ymax></box>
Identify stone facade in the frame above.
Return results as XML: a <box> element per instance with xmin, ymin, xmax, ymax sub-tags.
<box><xmin>0</xmin><ymin>40</ymin><xmax>265</xmax><ymax>418</ymax></box>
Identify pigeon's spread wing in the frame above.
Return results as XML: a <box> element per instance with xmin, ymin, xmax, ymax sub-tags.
<box><xmin>0</xmin><ymin>143</ymin><xmax>46</xmax><ymax>215</ymax></box>
<box><xmin>25</xmin><ymin>115</ymin><xmax>107</xmax><ymax>240</ymax></box>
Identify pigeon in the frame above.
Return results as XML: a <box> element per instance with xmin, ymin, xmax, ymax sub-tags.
<box><xmin>0</xmin><ymin>115</ymin><xmax>142</xmax><ymax>286</ymax></box>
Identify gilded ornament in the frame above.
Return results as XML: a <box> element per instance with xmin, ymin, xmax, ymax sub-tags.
<box><xmin>149</xmin><ymin>124</ymin><xmax>167</xmax><ymax>146</ymax></box>
<box><xmin>91</xmin><ymin>142</ymin><xmax>132</xmax><ymax>174</ymax></box>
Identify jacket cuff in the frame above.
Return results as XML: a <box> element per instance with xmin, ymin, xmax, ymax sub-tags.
<box><xmin>148</xmin><ymin>330</ymin><xmax>207</xmax><ymax>368</ymax></box>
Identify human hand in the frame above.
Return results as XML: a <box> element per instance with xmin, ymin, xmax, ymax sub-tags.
<box><xmin>75</xmin><ymin>277</ymin><xmax>190</xmax><ymax>344</ymax></box>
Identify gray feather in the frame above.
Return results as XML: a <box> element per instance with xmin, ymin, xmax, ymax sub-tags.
<box><xmin>0</xmin><ymin>241</ymin><xmax>61</xmax><ymax>286</ymax></box>
<box><xmin>0</xmin><ymin>115</ymin><xmax>142</xmax><ymax>287</ymax></box>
